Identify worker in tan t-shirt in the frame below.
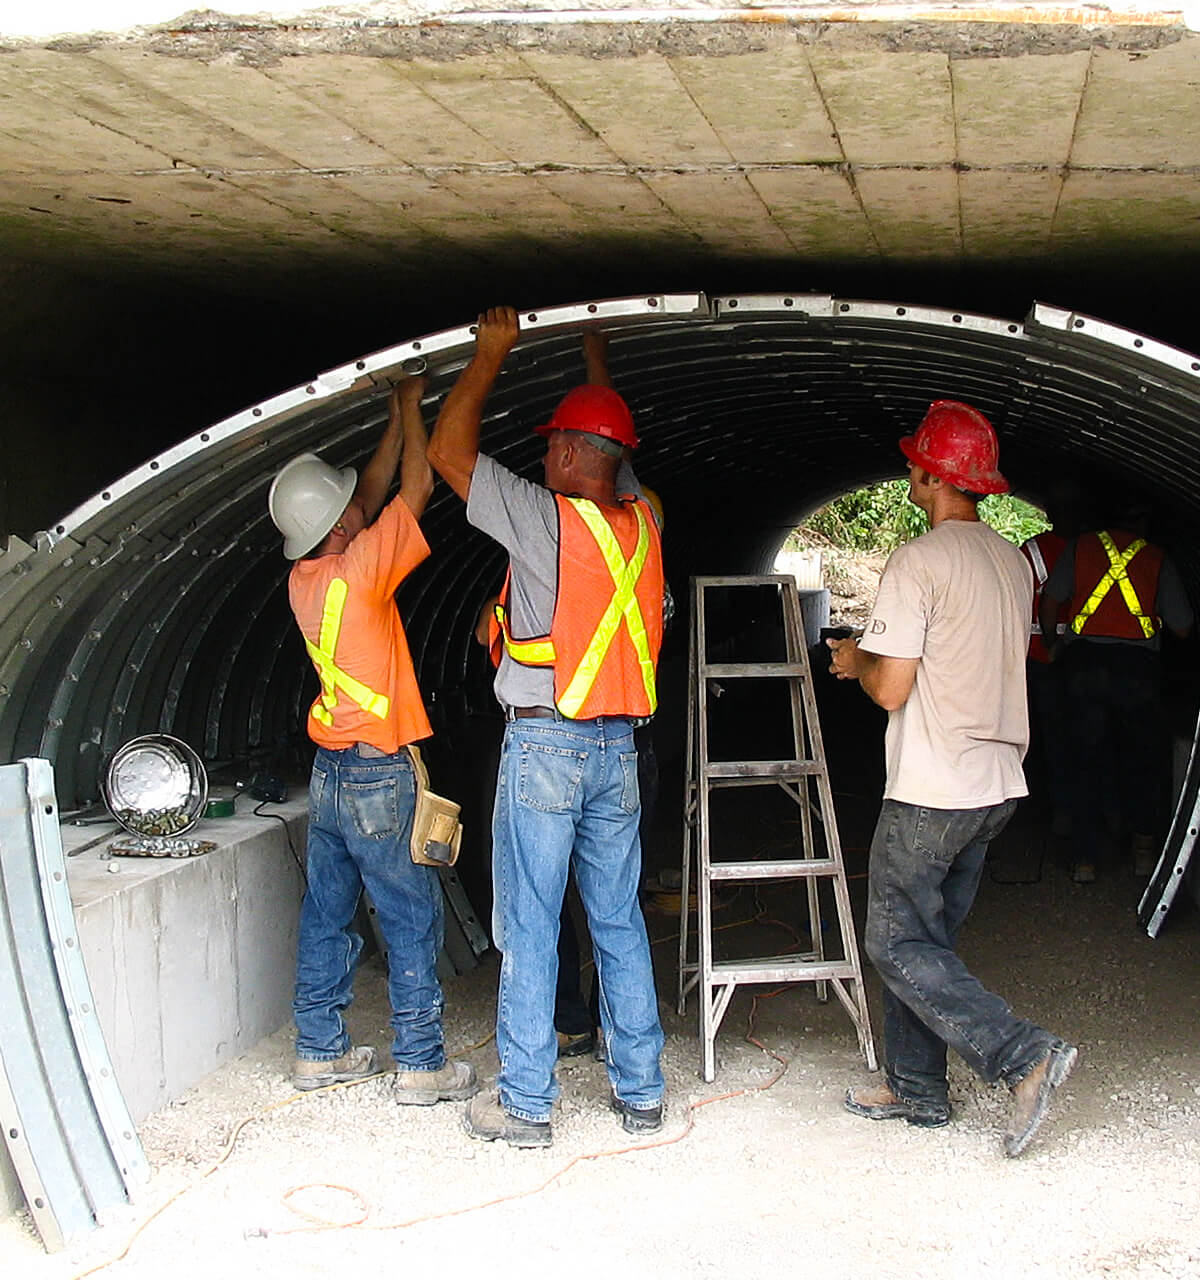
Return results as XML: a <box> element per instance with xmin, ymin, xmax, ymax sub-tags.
<box><xmin>267</xmin><ymin>376</ymin><xmax>478</xmax><ymax>1108</ymax></box>
<box><xmin>828</xmin><ymin>400</ymin><xmax>1076</xmax><ymax>1159</ymax></box>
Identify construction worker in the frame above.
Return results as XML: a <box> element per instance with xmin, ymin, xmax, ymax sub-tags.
<box><xmin>429</xmin><ymin>306</ymin><xmax>665</xmax><ymax>1148</ymax></box>
<box><xmin>829</xmin><ymin>400</ymin><xmax>1077</xmax><ymax>1158</ymax></box>
<box><xmin>1039</xmin><ymin>501</ymin><xmax>1193</xmax><ymax>883</ymax></box>
<box><xmin>267</xmin><ymin>376</ymin><xmax>479</xmax><ymax>1107</ymax></box>
<box><xmin>1020</xmin><ymin>480</ymin><xmax>1085</xmax><ymax>836</ymax></box>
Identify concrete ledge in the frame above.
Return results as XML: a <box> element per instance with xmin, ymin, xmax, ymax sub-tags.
<box><xmin>1</xmin><ymin>802</ymin><xmax>307</xmax><ymax>1223</ymax></box>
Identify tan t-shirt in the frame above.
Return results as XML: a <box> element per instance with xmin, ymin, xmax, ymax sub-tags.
<box><xmin>859</xmin><ymin>519</ymin><xmax>1032</xmax><ymax>809</ymax></box>
<box><xmin>288</xmin><ymin>493</ymin><xmax>432</xmax><ymax>753</ymax></box>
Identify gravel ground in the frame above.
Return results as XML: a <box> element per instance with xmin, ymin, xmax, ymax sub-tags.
<box><xmin>4</xmin><ymin>832</ymin><xmax>1199</xmax><ymax>1280</ymax></box>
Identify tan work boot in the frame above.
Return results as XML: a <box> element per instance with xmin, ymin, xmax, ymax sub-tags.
<box><xmin>394</xmin><ymin>1059</ymin><xmax>479</xmax><ymax>1106</ymax></box>
<box><xmin>463</xmin><ymin>1091</ymin><xmax>551</xmax><ymax>1147</ymax></box>
<box><xmin>1004</xmin><ymin>1041</ymin><xmax>1078</xmax><ymax>1158</ymax></box>
<box><xmin>291</xmin><ymin>1045</ymin><xmax>377</xmax><ymax>1091</ymax></box>
<box><xmin>556</xmin><ymin>1030</ymin><xmax>595</xmax><ymax>1059</ymax></box>
<box><xmin>844</xmin><ymin>1081</ymin><xmax>950</xmax><ymax>1128</ymax></box>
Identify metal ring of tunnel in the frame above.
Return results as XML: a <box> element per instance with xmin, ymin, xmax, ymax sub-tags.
<box><xmin>2</xmin><ymin>292</ymin><xmax>1199</xmax><ymax>920</ymax></box>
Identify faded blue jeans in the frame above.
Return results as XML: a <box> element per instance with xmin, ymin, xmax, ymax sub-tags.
<box><xmin>293</xmin><ymin>745</ymin><xmax>446</xmax><ymax>1071</ymax></box>
<box><xmin>493</xmin><ymin>714</ymin><xmax>665</xmax><ymax>1123</ymax></box>
<box><xmin>865</xmin><ymin>799</ymin><xmax>1055</xmax><ymax>1111</ymax></box>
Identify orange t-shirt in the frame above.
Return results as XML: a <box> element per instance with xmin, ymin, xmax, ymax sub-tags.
<box><xmin>287</xmin><ymin>494</ymin><xmax>432</xmax><ymax>753</ymax></box>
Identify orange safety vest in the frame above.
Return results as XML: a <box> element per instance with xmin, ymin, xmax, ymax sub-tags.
<box><xmin>1067</xmin><ymin>530</ymin><xmax>1164</xmax><ymax>641</ymax></box>
<box><xmin>1022</xmin><ymin>530</ymin><xmax>1066</xmax><ymax>664</ymax></box>
<box><xmin>491</xmin><ymin>494</ymin><xmax>664</xmax><ymax>719</ymax></box>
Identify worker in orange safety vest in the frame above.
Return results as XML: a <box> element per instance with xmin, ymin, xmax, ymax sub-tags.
<box><xmin>1039</xmin><ymin>500</ymin><xmax>1193</xmax><ymax>883</ymax></box>
<box><xmin>429</xmin><ymin>306</ymin><xmax>666</xmax><ymax>1149</ymax></box>
<box><xmin>268</xmin><ymin>375</ymin><xmax>479</xmax><ymax>1108</ymax></box>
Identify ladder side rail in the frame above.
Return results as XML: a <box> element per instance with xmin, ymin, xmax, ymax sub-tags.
<box><xmin>676</xmin><ymin>577</ymin><xmax>700</xmax><ymax>1012</ymax></box>
<box><xmin>695</xmin><ymin>581</ymin><xmax>719</xmax><ymax>1082</ymax></box>
<box><xmin>781</xmin><ymin>583</ymin><xmax>829</xmax><ymax>999</ymax></box>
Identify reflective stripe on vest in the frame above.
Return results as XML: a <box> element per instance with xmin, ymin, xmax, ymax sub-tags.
<box><xmin>1070</xmin><ymin>533</ymin><xmax>1156</xmax><ymax>640</ymax></box>
<box><xmin>497</xmin><ymin>498</ymin><xmax>657</xmax><ymax>716</ymax></box>
<box><xmin>558</xmin><ymin>499</ymin><xmax>655</xmax><ymax>718</ymax></box>
<box><xmin>303</xmin><ymin>577</ymin><xmax>390</xmax><ymax>726</ymax></box>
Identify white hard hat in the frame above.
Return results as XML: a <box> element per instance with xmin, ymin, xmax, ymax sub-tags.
<box><xmin>268</xmin><ymin>452</ymin><xmax>357</xmax><ymax>560</ymax></box>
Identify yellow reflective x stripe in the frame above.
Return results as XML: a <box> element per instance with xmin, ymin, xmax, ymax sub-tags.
<box><xmin>303</xmin><ymin>578</ymin><xmax>390</xmax><ymax>726</ymax></box>
<box><xmin>557</xmin><ymin>499</ymin><xmax>657</xmax><ymax>719</ymax></box>
<box><xmin>497</xmin><ymin>604</ymin><xmax>556</xmax><ymax>665</ymax></box>
<box><xmin>1071</xmin><ymin>534</ymin><xmax>1156</xmax><ymax>639</ymax></box>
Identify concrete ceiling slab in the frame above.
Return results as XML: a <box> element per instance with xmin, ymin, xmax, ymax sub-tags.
<box><xmin>952</xmin><ymin>49</ymin><xmax>1090</xmax><ymax>167</ymax></box>
<box><xmin>805</xmin><ymin>47</ymin><xmax>956</xmax><ymax>165</ymax></box>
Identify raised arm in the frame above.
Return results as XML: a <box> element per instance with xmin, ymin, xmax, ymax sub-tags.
<box><xmin>355</xmin><ymin>375</ymin><xmax>430</xmax><ymax>523</ymax></box>
<box><xmin>428</xmin><ymin>306</ymin><xmax>521</xmax><ymax>501</ymax></box>
<box><xmin>395</xmin><ymin>377</ymin><xmax>434</xmax><ymax>520</ymax></box>
<box><xmin>582</xmin><ymin>328</ymin><xmax>613</xmax><ymax>388</ymax></box>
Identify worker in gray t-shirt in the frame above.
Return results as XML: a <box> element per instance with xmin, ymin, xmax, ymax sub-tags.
<box><xmin>429</xmin><ymin>306</ymin><xmax>666</xmax><ymax>1149</ymax></box>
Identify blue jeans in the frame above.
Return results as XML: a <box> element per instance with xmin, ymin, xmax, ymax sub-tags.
<box><xmin>294</xmin><ymin>745</ymin><xmax>446</xmax><ymax>1071</ymax></box>
<box><xmin>493</xmin><ymin>715</ymin><xmax>665</xmax><ymax>1122</ymax></box>
<box><xmin>865</xmin><ymin>799</ymin><xmax>1055</xmax><ymax>1109</ymax></box>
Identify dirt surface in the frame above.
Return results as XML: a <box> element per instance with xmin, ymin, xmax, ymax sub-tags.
<box><xmin>4</xmin><ymin>829</ymin><xmax>1199</xmax><ymax>1280</ymax></box>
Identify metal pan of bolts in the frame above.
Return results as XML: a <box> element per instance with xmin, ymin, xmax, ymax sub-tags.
<box><xmin>102</xmin><ymin>733</ymin><xmax>209</xmax><ymax>839</ymax></box>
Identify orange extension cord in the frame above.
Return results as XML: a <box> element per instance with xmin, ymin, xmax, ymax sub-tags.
<box><xmin>69</xmin><ymin>898</ymin><xmax>807</xmax><ymax>1276</ymax></box>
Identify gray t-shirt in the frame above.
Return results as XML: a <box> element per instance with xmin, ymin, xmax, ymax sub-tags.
<box><xmin>1043</xmin><ymin>534</ymin><xmax>1193</xmax><ymax>650</ymax></box>
<box><xmin>859</xmin><ymin>519</ymin><xmax>1032</xmax><ymax>810</ymax></box>
<box><xmin>466</xmin><ymin>453</ymin><xmax>643</xmax><ymax>710</ymax></box>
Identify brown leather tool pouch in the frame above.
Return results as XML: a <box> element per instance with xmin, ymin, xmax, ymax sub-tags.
<box><xmin>408</xmin><ymin>745</ymin><xmax>463</xmax><ymax>867</ymax></box>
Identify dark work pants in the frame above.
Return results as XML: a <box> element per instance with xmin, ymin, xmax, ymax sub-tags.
<box><xmin>1026</xmin><ymin>658</ymin><xmax>1070</xmax><ymax>823</ymax></box>
<box><xmin>1059</xmin><ymin>641</ymin><xmax>1166</xmax><ymax>867</ymax></box>
<box><xmin>865</xmin><ymin>799</ymin><xmax>1054</xmax><ymax>1108</ymax></box>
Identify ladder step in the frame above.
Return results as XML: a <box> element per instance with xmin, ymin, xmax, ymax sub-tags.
<box><xmin>710</xmin><ymin>956</ymin><xmax>859</xmax><ymax>985</ymax></box>
<box><xmin>703</xmin><ymin>662</ymin><xmax>809</xmax><ymax>679</ymax></box>
<box><xmin>708</xmin><ymin>858</ymin><xmax>839</xmax><ymax>881</ymax></box>
<box><xmin>705</xmin><ymin>759</ymin><xmax>820</xmax><ymax>780</ymax></box>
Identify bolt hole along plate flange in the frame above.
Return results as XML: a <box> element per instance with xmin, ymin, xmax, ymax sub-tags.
<box><xmin>102</xmin><ymin>734</ymin><xmax>208</xmax><ymax>838</ymax></box>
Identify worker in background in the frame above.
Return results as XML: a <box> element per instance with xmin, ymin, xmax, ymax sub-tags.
<box><xmin>829</xmin><ymin>400</ymin><xmax>1077</xmax><ymax>1159</ymax></box>
<box><xmin>1020</xmin><ymin>480</ymin><xmax>1085</xmax><ymax>837</ymax></box>
<box><xmin>267</xmin><ymin>376</ymin><xmax>479</xmax><ymax>1107</ymax></box>
<box><xmin>429</xmin><ymin>306</ymin><xmax>665</xmax><ymax>1148</ymax></box>
<box><xmin>1039</xmin><ymin>499</ymin><xmax>1193</xmax><ymax>883</ymax></box>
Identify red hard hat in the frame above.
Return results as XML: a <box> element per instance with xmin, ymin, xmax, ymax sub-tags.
<box><xmin>536</xmin><ymin>385</ymin><xmax>639</xmax><ymax>449</ymax></box>
<box><xmin>899</xmin><ymin>400</ymin><xmax>1009</xmax><ymax>495</ymax></box>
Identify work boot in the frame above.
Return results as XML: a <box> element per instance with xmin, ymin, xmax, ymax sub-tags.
<box><xmin>463</xmin><ymin>1091</ymin><xmax>551</xmax><ymax>1148</ymax></box>
<box><xmin>609</xmin><ymin>1091</ymin><xmax>664</xmax><ymax>1135</ymax></box>
<box><xmin>556</xmin><ymin>1029</ymin><xmax>595</xmax><ymax>1059</ymax></box>
<box><xmin>394</xmin><ymin>1059</ymin><xmax>479</xmax><ymax>1106</ymax></box>
<box><xmin>1004</xmin><ymin>1040</ymin><xmax>1078</xmax><ymax>1158</ymax></box>
<box><xmin>1132</xmin><ymin>834</ymin><xmax>1158</xmax><ymax>878</ymax></box>
<box><xmin>843</xmin><ymin>1082</ymin><xmax>950</xmax><ymax>1128</ymax></box>
<box><xmin>291</xmin><ymin>1045</ymin><xmax>377</xmax><ymax>1091</ymax></box>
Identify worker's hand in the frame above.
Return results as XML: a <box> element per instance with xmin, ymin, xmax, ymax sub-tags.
<box><xmin>827</xmin><ymin>636</ymin><xmax>862</xmax><ymax>681</ymax></box>
<box><xmin>475</xmin><ymin>306</ymin><xmax>520</xmax><ymax>363</ymax></box>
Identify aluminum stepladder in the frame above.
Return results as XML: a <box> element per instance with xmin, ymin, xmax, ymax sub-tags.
<box><xmin>676</xmin><ymin>575</ymin><xmax>877</xmax><ymax>1082</ymax></box>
